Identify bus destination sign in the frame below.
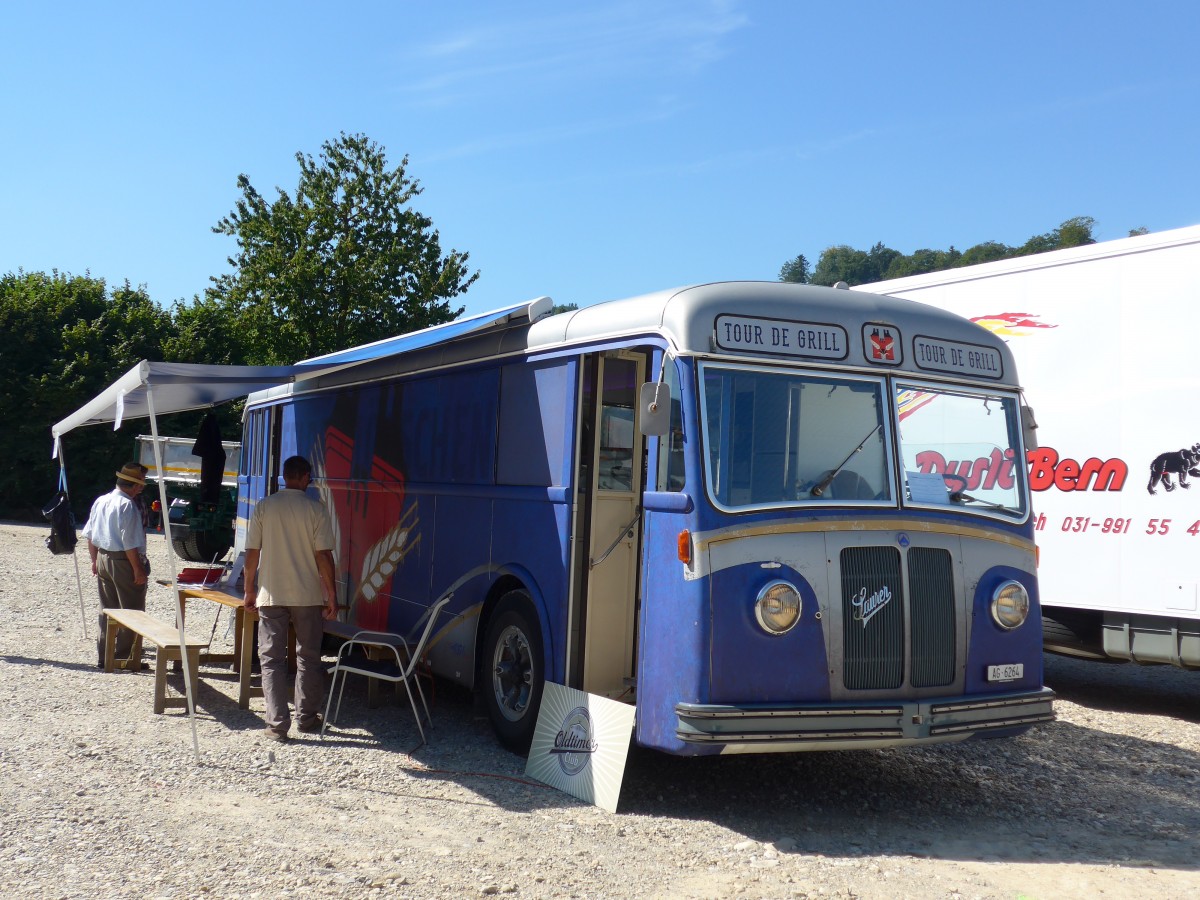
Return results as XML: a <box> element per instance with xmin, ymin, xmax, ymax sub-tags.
<box><xmin>912</xmin><ymin>334</ymin><xmax>1004</xmax><ymax>379</ymax></box>
<box><xmin>714</xmin><ymin>314</ymin><xmax>848</xmax><ymax>361</ymax></box>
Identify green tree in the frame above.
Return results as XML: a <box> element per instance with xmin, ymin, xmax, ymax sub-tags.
<box><xmin>957</xmin><ymin>240</ymin><xmax>1013</xmax><ymax>267</ymax></box>
<box><xmin>0</xmin><ymin>271</ymin><xmax>172</xmax><ymax>518</ymax></box>
<box><xmin>810</xmin><ymin>242</ymin><xmax>899</xmax><ymax>286</ymax></box>
<box><xmin>883</xmin><ymin>247</ymin><xmax>962</xmax><ymax>280</ymax></box>
<box><xmin>1054</xmin><ymin>215</ymin><xmax>1097</xmax><ymax>249</ymax></box>
<box><xmin>1016</xmin><ymin>216</ymin><xmax>1096</xmax><ymax>257</ymax></box>
<box><xmin>164</xmin><ymin>295</ymin><xmax>249</xmax><ymax>365</ymax></box>
<box><xmin>793</xmin><ymin>217</ymin><xmax>1100</xmax><ymax>287</ymax></box>
<box><xmin>779</xmin><ymin>253</ymin><xmax>810</xmax><ymax>283</ymax></box>
<box><xmin>866</xmin><ymin>242</ymin><xmax>902</xmax><ymax>281</ymax></box>
<box><xmin>1128</xmin><ymin>226</ymin><xmax>1150</xmax><ymax>237</ymax></box>
<box><xmin>810</xmin><ymin>245</ymin><xmax>870</xmax><ymax>286</ymax></box>
<box><xmin>209</xmin><ymin>132</ymin><xmax>479</xmax><ymax>364</ymax></box>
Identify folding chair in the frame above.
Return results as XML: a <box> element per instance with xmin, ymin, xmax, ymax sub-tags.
<box><xmin>321</xmin><ymin>592</ymin><xmax>452</xmax><ymax>744</ymax></box>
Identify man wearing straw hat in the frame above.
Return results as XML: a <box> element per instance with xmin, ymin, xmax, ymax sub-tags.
<box><xmin>82</xmin><ymin>463</ymin><xmax>149</xmax><ymax>669</ymax></box>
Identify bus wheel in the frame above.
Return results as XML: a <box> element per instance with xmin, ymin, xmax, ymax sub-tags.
<box><xmin>482</xmin><ymin>590</ymin><xmax>545</xmax><ymax>754</ymax></box>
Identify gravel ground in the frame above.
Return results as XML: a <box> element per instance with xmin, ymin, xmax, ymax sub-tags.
<box><xmin>3</xmin><ymin>520</ymin><xmax>1200</xmax><ymax>899</ymax></box>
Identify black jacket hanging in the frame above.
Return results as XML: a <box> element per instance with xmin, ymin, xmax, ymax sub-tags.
<box><xmin>191</xmin><ymin>412</ymin><xmax>227</xmax><ymax>503</ymax></box>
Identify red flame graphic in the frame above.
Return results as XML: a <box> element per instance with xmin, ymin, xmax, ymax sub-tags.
<box><xmin>970</xmin><ymin>312</ymin><xmax>1057</xmax><ymax>338</ymax></box>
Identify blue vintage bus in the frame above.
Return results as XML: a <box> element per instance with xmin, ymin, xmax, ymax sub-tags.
<box><xmin>238</xmin><ymin>281</ymin><xmax>1054</xmax><ymax>755</ymax></box>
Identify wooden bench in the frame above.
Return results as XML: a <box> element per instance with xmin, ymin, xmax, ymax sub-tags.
<box><xmin>103</xmin><ymin>609</ymin><xmax>211</xmax><ymax>714</ymax></box>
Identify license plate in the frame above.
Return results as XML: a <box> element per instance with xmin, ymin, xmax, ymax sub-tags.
<box><xmin>987</xmin><ymin>663</ymin><xmax>1024</xmax><ymax>682</ymax></box>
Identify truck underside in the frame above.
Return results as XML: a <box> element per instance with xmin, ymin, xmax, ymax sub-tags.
<box><xmin>1043</xmin><ymin>605</ymin><xmax>1200</xmax><ymax>669</ymax></box>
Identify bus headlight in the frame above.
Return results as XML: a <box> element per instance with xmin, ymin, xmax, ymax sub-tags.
<box><xmin>990</xmin><ymin>580</ymin><xmax>1030</xmax><ymax>630</ymax></box>
<box><xmin>755</xmin><ymin>581</ymin><xmax>802</xmax><ymax>635</ymax></box>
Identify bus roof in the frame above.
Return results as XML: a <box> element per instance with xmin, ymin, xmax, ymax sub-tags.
<box><xmin>248</xmin><ymin>281</ymin><xmax>1021</xmax><ymax>404</ymax></box>
<box><xmin>529</xmin><ymin>281</ymin><xmax>1020</xmax><ymax>387</ymax></box>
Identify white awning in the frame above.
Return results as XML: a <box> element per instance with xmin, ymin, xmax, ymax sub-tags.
<box><xmin>50</xmin><ymin>361</ymin><xmax>311</xmax><ymax>452</ymax></box>
<box><xmin>51</xmin><ymin>298</ymin><xmax>554</xmax><ymax>452</ymax></box>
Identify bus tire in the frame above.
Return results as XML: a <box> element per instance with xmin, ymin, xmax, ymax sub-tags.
<box><xmin>481</xmin><ymin>590</ymin><xmax>545</xmax><ymax>755</ymax></box>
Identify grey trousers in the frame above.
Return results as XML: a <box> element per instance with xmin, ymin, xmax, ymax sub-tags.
<box><xmin>258</xmin><ymin>605</ymin><xmax>325</xmax><ymax>734</ymax></box>
<box><xmin>95</xmin><ymin>552</ymin><xmax>148</xmax><ymax>663</ymax></box>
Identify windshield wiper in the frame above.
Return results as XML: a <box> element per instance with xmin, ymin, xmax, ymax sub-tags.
<box><xmin>811</xmin><ymin>423</ymin><xmax>882</xmax><ymax>498</ymax></box>
<box><xmin>950</xmin><ymin>489</ymin><xmax>1009</xmax><ymax>510</ymax></box>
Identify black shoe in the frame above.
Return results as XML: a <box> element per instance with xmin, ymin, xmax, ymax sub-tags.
<box><xmin>297</xmin><ymin>715</ymin><xmax>324</xmax><ymax>734</ymax></box>
<box><xmin>262</xmin><ymin>727</ymin><xmax>290</xmax><ymax>743</ymax></box>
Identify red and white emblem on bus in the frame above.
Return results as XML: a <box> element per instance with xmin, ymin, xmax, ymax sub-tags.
<box><xmin>871</xmin><ymin>330</ymin><xmax>894</xmax><ymax>360</ymax></box>
<box><xmin>862</xmin><ymin>324</ymin><xmax>902</xmax><ymax>365</ymax></box>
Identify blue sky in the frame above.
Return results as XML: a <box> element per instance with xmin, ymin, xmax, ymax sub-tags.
<box><xmin>3</xmin><ymin>1</ymin><xmax>1198</xmax><ymax>319</ymax></box>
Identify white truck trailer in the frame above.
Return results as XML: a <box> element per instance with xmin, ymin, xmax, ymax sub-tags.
<box><xmin>861</xmin><ymin>224</ymin><xmax>1200</xmax><ymax>668</ymax></box>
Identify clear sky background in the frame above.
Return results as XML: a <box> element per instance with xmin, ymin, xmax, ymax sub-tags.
<box><xmin>3</xmin><ymin>1</ymin><xmax>1198</xmax><ymax>319</ymax></box>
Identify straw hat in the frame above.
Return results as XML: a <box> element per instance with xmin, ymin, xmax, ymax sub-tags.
<box><xmin>115</xmin><ymin>463</ymin><xmax>146</xmax><ymax>486</ymax></box>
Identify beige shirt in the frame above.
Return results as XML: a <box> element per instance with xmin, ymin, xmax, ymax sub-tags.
<box><xmin>245</xmin><ymin>488</ymin><xmax>336</xmax><ymax>607</ymax></box>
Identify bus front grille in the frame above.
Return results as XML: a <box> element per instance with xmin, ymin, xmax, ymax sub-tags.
<box><xmin>841</xmin><ymin>547</ymin><xmax>904</xmax><ymax>689</ymax></box>
<box><xmin>908</xmin><ymin>547</ymin><xmax>956</xmax><ymax>687</ymax></box>
<box><xmin>840</xmin><ymin>546</ymin><xmax>957</xmax><ymax>691</ymax></box>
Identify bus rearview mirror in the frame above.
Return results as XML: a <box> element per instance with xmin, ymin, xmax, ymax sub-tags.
<box><xmin>1021</xmin><ymin>404</ymin><xmax>1038</xmax><ymax>451</ymax></box>
<box><xmin>639</xmin><ymin>382</ymin><xmax>671</xmax><ymax>436</ymax></box>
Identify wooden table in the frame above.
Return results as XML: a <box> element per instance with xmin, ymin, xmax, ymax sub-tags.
<box><xmin>177</xmin><ymin>586</ymin><xmax>260</xmax><ymax>709</ymax></box>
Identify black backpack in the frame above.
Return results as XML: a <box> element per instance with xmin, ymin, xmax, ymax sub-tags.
<box><xmin>43</xmin><ymin>487</ymin><xmax>78</xmax><ymax>556</ymax></box>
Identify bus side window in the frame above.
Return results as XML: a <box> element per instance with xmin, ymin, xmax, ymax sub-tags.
<box><xmin>656</xmin><ymin>359</ymin><xmax>685</xmax><ymax>492</ymax></box>
<box><xmin>248</xmin><ymin>411</ymin><xmax>261</xmax><ymax>478</ymax></box>
<box><xmin>596</xmin><ymin>356</ymin><xmax>638</xmax><ymax>492</ymax></box>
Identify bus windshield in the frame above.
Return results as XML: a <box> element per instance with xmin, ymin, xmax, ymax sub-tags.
<box><xmin>895</xmin><ymin>383</ymin><xmax>1027</xmax><ymax>518</ymax></box>
<box><xmin>700</xmin><ymin>364</ymin><xmax>891</xmax><ymax>509</ymax></box>
<box><xmin>699</xmin><ymin>364</ymin><xmax>1028</xmax><ymax>519</ymax></box>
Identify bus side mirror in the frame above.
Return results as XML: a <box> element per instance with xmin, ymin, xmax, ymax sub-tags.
<box><xmin>1021</xmin><ymin>404</ymin><xmax>1039</xmax><ymax>451</ymax></box>
<box><xmin>639</xmin><ymin>382</ymin><xmax>672</xmax><ymax>436</ymax></box>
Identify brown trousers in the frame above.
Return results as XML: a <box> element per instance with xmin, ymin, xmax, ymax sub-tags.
<box><xmin>95</xmin><ymin>552</ymin><xmax>148</xmax><ymax>663</ymax></box>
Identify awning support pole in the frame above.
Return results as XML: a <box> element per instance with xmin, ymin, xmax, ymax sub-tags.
<box><xmin>147</xmin><ymin>389</ymin><xmax>202</xmax><ymax>765</ymax></box>
<box><xmin>57</xmin><ymin>447</ymin><xmax>89</xmax><ymax>639</ymax></box>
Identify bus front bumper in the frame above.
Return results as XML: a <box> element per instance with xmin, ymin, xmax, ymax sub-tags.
<box><xmin>674</xmin><ymin>687</ymin><xmax>1055</xmax><ymax>754</ymax></box>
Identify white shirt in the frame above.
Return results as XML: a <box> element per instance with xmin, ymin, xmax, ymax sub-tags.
<box><xmin>82</xmin><ymin>487</ymin><xmax>146</xmax><ymax>553</ymax></box>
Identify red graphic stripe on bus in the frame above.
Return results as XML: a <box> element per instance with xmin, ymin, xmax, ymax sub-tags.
<box><xmin>323</xmin><ymin>424</ymin><xmax>410</xmax><ymax>632</ymax></box>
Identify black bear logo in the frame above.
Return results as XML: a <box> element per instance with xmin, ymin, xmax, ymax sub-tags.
<box><xmin>1147</xmin><ymin>443</ymin><xmax>1200</xmax><ymax>494</ymax></box>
